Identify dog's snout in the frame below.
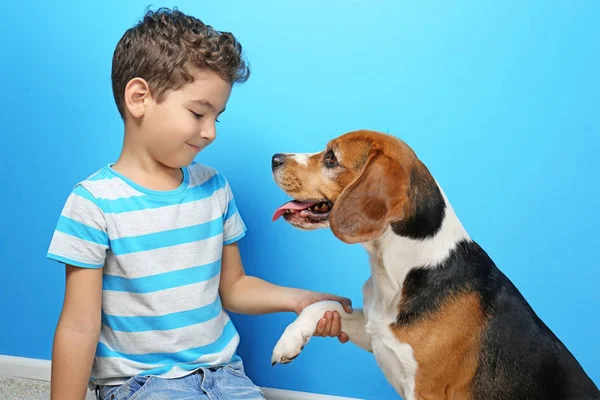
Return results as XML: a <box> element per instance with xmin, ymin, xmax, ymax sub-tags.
<box><xmin>272</xmin><ymin>153</ymin><xmax>286</xmax><ymax>170</ymax></box>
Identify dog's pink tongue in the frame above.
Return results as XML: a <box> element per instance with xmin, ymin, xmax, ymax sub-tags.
<box><xmin>272</xmin><ymin>201</ymin><xmax>318</xmax><ymax>221</ymax></box>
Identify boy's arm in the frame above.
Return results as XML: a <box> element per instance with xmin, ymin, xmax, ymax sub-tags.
<box><xmin>219</xmin><ymin>243</ymin><xmax>352</xmax><ymax>341</ymax></box>
<box><xmin>51</xmin><ymin>265</ymin><xmax>103</xmax><ymax>400</ymax></box>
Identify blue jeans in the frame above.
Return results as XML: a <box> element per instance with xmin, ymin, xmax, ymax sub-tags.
<box><xmin>96</xmin><ymin>363</ymin><xmax>265</xmax><ymax>400</ymax></box>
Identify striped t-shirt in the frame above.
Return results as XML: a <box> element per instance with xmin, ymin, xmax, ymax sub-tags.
<box><xmin>46</xmin><ymin>162</ymin><xmax>247</xmax><ymax>388</ymax></box>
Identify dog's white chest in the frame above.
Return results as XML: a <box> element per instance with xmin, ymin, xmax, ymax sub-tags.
<box><xmin>363</xmin><ymin>270</ymin><xmax>418</xmax><ymax>399</ymax></box>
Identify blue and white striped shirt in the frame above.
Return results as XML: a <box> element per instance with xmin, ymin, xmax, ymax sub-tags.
<box><xmin>47</xmin><ymin>162</ymin><xmax>247</xmax><ymax>387</ymax></box>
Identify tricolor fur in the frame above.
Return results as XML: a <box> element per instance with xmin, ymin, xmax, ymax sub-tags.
<box><xmin>270</xmin><ymin>130</ymin><xmax>599</xmax><ymax>400</ymax></box>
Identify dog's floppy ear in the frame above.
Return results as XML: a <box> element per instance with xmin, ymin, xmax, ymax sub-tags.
<box><xmin>330</xmin><ymin>152</ymin><xmax>409</xmax><ymax>244</ymax></box>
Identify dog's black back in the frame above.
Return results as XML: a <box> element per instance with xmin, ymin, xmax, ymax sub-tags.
<box><xmin>399</xmin><ymin>240</ymin><xmax>599</xmax><ymax>399</ymax></box>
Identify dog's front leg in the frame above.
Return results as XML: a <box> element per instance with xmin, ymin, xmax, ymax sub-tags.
<box><xmin>271</xmin><ymin>300</ymin><xmax>372</xmax><ymax>365</ymax></box>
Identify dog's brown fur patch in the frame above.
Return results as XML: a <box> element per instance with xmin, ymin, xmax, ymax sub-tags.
<box><xmin>393</xmin><ymin>292</ymin><xmax>485</xmax><ymax>399</ymax></box>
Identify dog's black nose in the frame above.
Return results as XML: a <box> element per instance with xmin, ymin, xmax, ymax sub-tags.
<box><xmin>272</xmin><ymin>153</ymin><xmax>286</xmax><ymax>170</ymax></box>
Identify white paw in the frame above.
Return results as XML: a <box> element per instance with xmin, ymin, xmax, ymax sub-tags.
<box><xmin>271</xmin><ymin>301</ymin><xmax>348</xmax><ymax>366</ymax></box>
<box><xmin>271</xmin><ymin>322</ymin><xmax>313</xmax><ymax>366</ymax></box>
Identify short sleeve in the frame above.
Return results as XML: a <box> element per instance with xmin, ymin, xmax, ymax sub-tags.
<box><xmin>46</xmin><ymin>185</ymin><xmax>109</xmax><ymax>268</ymax></box>
<box><xmin>221</xmin><ymin>177</ymin><xmax>247</xmax><ymax>245</ymax></box>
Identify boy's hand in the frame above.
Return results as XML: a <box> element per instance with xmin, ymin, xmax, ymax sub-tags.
<box><xmin>295</xmin><ymin>291</ymin><xmax>353</xmax><ymax>344</ymax></box>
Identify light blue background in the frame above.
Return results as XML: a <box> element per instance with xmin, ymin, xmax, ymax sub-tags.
<box><xmin>1</xmin><ymin>1</ymin><xmax>598</xmax><ymax>399</ymax></box>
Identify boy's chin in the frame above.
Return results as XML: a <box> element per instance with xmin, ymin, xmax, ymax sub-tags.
<box><xmin>160</xmin><ymin>156</ymin><xmax>197</xmax><ymax>169</ymax></box>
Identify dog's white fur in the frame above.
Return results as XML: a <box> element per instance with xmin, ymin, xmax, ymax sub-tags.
<box><xmin>271</xmin><ymin>183</ymin><xmax>469</xmax><ymax>399</ymax></box>
<box><xmin>290</xmin><ymin>152</ymin><xmax>320</xmax><ymax>166</ymax></box>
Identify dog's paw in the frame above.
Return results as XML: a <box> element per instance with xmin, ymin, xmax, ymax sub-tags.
<box><xmin>271</xmin><ymin>323</ymin><xmax>312</xmax><ymax>366</ymax></box>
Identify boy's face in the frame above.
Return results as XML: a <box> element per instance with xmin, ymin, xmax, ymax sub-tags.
<box><xmin>137</xmin><ymin>69</ymin><xmax>232</xmax><ymax>168</ymax></box>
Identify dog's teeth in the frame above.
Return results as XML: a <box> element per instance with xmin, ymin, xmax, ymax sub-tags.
<box><xmin>304</xmin><ymin>202</ymin><xmax>332</xmax><ymax>213</ymax></box>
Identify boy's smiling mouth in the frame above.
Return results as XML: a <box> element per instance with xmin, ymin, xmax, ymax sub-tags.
<box><xmin>187</xmin><ymin>143</ymin><xmax>201</xmax><ymax>152</ymax></box>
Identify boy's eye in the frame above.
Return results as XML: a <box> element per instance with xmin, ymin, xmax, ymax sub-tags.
<box><xmin>191</xmin><ymin>111</ymin><xmax>220</xmax><ymax>123</ymax></box>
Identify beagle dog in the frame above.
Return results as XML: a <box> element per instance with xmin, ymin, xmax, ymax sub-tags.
<box><xmin>269</xmin><ymin>130</ymin><xmax>599</xmax><ymax>400</ymax></box>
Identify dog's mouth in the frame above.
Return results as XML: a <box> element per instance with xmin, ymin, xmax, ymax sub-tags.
<box><xmin>272</xmin><ymin>199</ymin><xmax>333</xmax><ymax>226</ymax></box>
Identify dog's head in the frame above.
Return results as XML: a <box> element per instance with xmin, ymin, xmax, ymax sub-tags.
<box><xmin>271</xmin><ymin>130</ymin><xmax>446</xmax><ymax>244</ymax></box>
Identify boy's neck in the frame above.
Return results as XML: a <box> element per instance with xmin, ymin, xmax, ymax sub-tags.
<box><xmin>112</xmin><ymin>130</ymin><xmax>184</xmax><ymax>192</ymax></box>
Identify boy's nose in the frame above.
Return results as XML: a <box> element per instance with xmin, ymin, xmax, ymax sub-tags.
<box><xmin>201</xmin><ymin>126</ymin><xmax>216</xmax><ymax>141</ymax></box>
<box><xmin>272</xmin><ymin>153</ymin><xmax>286</xmax><ymax>170</ymax></box>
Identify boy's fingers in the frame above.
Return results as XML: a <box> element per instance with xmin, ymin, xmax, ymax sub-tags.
<box><xmin>331</xmin><ymin>311</ymin><xmax>341</xmax><ymax>336</ymax></box>
<box><xmin>342</xmin><ymin>299</ymin><xmax>353</xmax><ymax>313</ymax></box>
<box><xmin>317</xmin><ymin>293</ymin><xmax>353</xmax><ymax>313</ymax></box>
<box><xmin>338</xmin><ymin>332</ymin><xmax>349</xmax><ymax>343</ymax></box>
<box><xmin>315</xmin><ymin>318</ymin><xmax>326</xmax><ymax>336</ymax></box>
<box><xmin>323</xmin><ymin>312</ymin><xmax>333</xmax><ymax>336</ymax></box>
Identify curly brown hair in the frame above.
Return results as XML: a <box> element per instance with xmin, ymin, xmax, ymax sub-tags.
<box><xmin>111</xmin><ymin>7</ymin><xmax>250</xmax><ymax>119</ymax></box>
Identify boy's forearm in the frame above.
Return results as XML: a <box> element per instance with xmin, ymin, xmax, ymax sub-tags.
<box><xmin>222</xmin><ymin>275</ymin><xmax>309</xmax><ymax>315</ymax></box>
<box><xmin>51</xmin><ymin>323</ymin><xmax>100</xmax><ymax>400</ymax></box>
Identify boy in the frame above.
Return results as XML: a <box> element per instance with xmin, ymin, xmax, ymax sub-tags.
<box><xmin>47</xmin><ymin>7</ymin><xmax>352</xmax><ymax>400</ymax></box>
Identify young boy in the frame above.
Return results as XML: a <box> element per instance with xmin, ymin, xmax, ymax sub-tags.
<box><xmin>47</xmin><ymin>8</ymin><xmax>352</xmax><ymax>400</ymax></box>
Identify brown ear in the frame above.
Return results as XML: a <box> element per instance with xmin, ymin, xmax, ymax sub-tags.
<box><xmin>330</xmin><ymin>152</ymin><xmax>409</xmax><ymax>244</ymax></box>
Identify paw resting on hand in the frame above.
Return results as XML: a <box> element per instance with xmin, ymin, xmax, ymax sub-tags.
<box><xmin>271</xmin><ymin>301</ymin><xmax>351</xmax><ymax>366</ymax></box>
<box><xmin>314</xmin><ymin>310</ymin><xmax>349</xmax><ymax>343</ymax></box>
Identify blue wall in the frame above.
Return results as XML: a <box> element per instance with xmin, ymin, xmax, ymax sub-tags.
<box><xmin>1</xmin><ymin>1</ymin><xmax>598</xmax><ymax>399</ymax></box>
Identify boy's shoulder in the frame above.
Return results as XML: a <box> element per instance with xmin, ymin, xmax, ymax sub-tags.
<box><xmin>66</xmin><ymin>162</ymin><xmax>234</xmax><ymax>205</ymax></box>
<box><xmin>70</xmin><ymin>164</ymin><xmax>140</xmax><ymax>203</ymax></box>
<box><xmin>65</xmin><ymin>165</ymin><xmax>115</xmax><ymax>205</ymax></box>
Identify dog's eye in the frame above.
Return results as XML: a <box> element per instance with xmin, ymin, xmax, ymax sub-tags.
<box><xmin>324</xmin><ymin>150</ymin><xmax>338</xmax><ymax>168</ymax></box>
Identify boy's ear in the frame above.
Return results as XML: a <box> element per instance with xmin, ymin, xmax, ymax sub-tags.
<box><xmin>124</xmin><ymin>77</ymin><xmax>151</xmax><ymax>118</ymax></box>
